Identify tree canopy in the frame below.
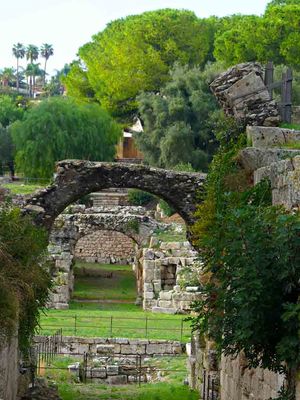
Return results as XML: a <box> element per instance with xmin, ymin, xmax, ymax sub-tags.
<box><xmin>63</xmin><ymin>9</ymin><xmax>215</xmax><ymax>118</ymax></box>
<box><xmin>134</xmin><ymin>64</ymin><xmax>222</xmax><ymax>171</ymax></box>
<box><xmin>10</xmin><ymin>97</ymin><xmax>121</xmax><ymax>179</ymax></box>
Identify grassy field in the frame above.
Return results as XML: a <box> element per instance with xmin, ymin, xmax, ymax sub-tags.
<box><xmin>73</xmin><ymin>262</ymin><xmax>136</xmax><ymax>301</ymax></box>
<box><xmin>40</xmin><ymin>355</ymin><xmax>198</xmax><ymax>400</ymax></box>
<box><xmin>40</xmin><ymin>261</ymin><xmax>192</xmax><ymax>341</ymax></box>
<box><xmin>38</xmin><ymin>302</ymin><xmax>191</xmax><ymax>342</ymax></box>
<box><xmin>2</xmin><ymin>182</ymin><xmax>45</xmax><ymax>195</ymax></box>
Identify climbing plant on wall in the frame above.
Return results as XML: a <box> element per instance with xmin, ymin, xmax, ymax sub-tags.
<box><xmin>190</xmin><ymin>126</ymin><xmax>300</xmax><ymax>398</ymax></box>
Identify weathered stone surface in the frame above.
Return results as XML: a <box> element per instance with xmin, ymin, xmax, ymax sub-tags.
<box><xmin>24</xmin><ymin>161</ymin><xmax>206</xmax><ymax>229</ymax></box>
<box><xmin>151</xmin><ymin>307</ymin><xmax>177</xmax><ymax>314</ymax></box>
<box><xmin>0</xmin><ymin>334</ymin><xmax>19</xmax><ymax>400</ymax></box>
<box><xmin>107</xmin><ymin>375</ymin><xmax>127</xmax><ymax>385</ymax></box>
<box><xmin>210</xmin><ymin>62</ymin><xmax>280</xmax><ymax>127</ymax></box>
<box><xmin>247</xmin><ymin>125</ymin><xmax>300</xmax><ymax>148</ymax></box>
<box><xmin>238</xmin><ymin>147</ymin><xmax>300</xmax><ymax>172</ymax></box>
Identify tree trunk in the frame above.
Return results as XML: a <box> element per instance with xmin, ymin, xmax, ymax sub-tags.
<box><xmin>16</xmin><ymin>58</ymin><xmax>19</xmax><ymax>92</ymax></box>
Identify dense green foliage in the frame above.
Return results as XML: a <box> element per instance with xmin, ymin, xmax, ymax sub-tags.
<box><xmin>127</xmin><ymin>189</ymin><xmax>154</xmax><ymax>206</ymax></box>
<box><xmin>63</xmin><ymin>9</ymin><xmax>215</xmax><ymax>118</ymax></box>
<box><xmin>190</xmin><ymin>129</ymin><xmax>300</xmax><ymax>396</ymax></box>
<box><xmin>0</xmin><ymin>95</ymin><xmax>24</xmax><ymax>173</ymax></box>
<box><xmin>61</xmin><ymin>1</ymin><xmax>300</xmax><ymax>120</ymax></box>
<box><xmin>213</xmin><ymin>2</ymin><xmax>300</xmax><ymax>68</ymax></box>
<box><xmin>0</xmin><ymin>95</ymin><xmax>24</xmax><ymax>127</ymax></box>
<box><xmin>0</xmin><ymin>207</ymin><xmax>50</xmax><ymax>352</ymax></box>
<box><xmin>136</xmin><ymin>64</ymin><xmax>221</xmax><ymax>171</ymax></box>
<box><xmin>10</xmin><ymin>97</ymin><xmax>121</xmax><ymax>178</ymax></box>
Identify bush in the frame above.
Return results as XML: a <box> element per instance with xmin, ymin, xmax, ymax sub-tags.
<box><xmin>0</xmin><ymin>207</ymin><xmax>51</xmax><ymax>352</ymax></box>
<box><xmin>127</xmin><ymin>189</ymin><xmax>154</xmax><ymax>206</ymax></box>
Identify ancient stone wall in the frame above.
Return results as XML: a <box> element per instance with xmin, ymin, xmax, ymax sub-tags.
<box><xmin>48</xmin><ymin>206</ymin><xmax>160</xmax><ymax>309</ymax></box>
<box><xmin>188</xmin><ymin>124</ymin><xmax>300</xmax><ymax>399</ymax></box>
<box><xmin>75</xmin><ymin>230</ymin><xmax>135</xmax><ymax>264</ymax></box>
<box><xmin>34</xmin><ymin>336</ymin><xmax>184</xmax><ymax>357</ymax></box>
<box><xmin>0</xmin><ymin>335</ymin><xmax>19</xmax><ymax>400</ymax></box>
<box><xmin>141</xmin><ymin>239</ymin><xmax>201</xmax><ymax>314</ymax></box>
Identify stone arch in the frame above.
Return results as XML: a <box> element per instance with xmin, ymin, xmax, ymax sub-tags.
<box><xmin>24</xmin><ymin>160</ymin><xmax>206</xmax><ymax>230</ymax></box>
<box><xmin>48</xmin><ymin>209</ymin><xmax>160</xmax><ymax>309</ymax></box>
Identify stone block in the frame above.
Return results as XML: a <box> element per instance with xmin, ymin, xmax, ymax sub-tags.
<box><xmin>96</xmin><ymin>344</ymin><xmax>114</xmax><ymax>354</ymax></box>
<box><xmin>144</xmin><ymin>283</ymin><xmax>153</xmax><ymax>292</ymax></box>
<box><xmin>158</xmin><ymin>300</ymin><xmax>173</xmax><ymax>308</ymax></box>
<box><xmin>146</xmin><ymin>343</ymin><xmax>172</xmax><ymax>355</ymax></box>
<box><xmin>144</xmin><ymin>291</ymin><xmax>154</xmax><ymax>299</ymax></box>
<box><xmin>120</xmin><ymin>344</ymin><xmax>146</xmax><ymax>355</ymax></box>
<box><xmin>159</xmin><ymin>291</ymin><xmax>172</xmax><ymax>301</ymax></box>
<box><xmin>107</xmin><ymin>375</ymin><xmax>127</xmax><ymax>385</ymax></box>
<box><xmin>107</xmin><ymin>365</ymin><xmax>119</xmax><ymax>375</ymax></box>
<box><xmin>91</xmin><ymin>367</ymin><xmax>106</xmax><ymax>378</ymax></box>
<box><xmin>153</xmin><ymin>280</ymin><xmax>161</xmax><ymax>293</ymax></box>
<box><xmin>151</xmin><ymin>306</ymin><xmax>177</xmax><ymax>314</ymax></box>
<box><xmin>247</xmin><ymin>125</ymin><xmax>300</xmax><ymax>148</ymax></box>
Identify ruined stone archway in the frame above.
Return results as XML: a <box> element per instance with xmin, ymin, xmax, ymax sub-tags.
<box><xmin>48</xmin><ymin>207</ymin><xmax>160</xmax><ymax>309</ymax></box>
<box><xmin>24</xmin><ymin>160</ymin><xmax>206</xmax><ymax>230</ymax></box>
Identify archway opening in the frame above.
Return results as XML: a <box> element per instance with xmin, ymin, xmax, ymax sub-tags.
<box><xmin>72</xmin><ymin>230</ymin><xmax>139</xmax><ymax>308</ymax></box>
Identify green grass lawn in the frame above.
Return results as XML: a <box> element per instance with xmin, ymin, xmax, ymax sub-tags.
<box><xmin>40</xmin><ymin>355</ymin><xmax>198</xmax><ymax>400</ymax></box>
<box><xmin>39</xmin><ymin>261</ymin><xmax>192</xmax><ymax>342</ymax></box>
<box><xmin>38</xmin><ymin>302</ymin><xmax>191</xmax><ymax>342</ymax></box>
<box><xmin>73</xmin><ymin>262</ymin><xmax>137</xmax><ymax>301</ymax></box>
<box><xmin>2</xmin><ymin>182</ymin><xmax>45</xmax><ymax>195</ymax></box>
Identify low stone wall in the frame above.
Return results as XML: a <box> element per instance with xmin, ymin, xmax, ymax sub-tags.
<box><xmin>34</xmin><ymin>336</ymin><xmax>184</xmax><ymax>356</ymax></box>
<box><xmin>75</xmin><ymin>230</ymin><xmax>136</xmax><ymax>264</ymax></box>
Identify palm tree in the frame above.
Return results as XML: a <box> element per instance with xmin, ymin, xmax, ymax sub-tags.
<box><xmin>40</xmin><ymin>43</ymin><xmax>54</xmax><ymax>86</ymax></box>
<box><xmin>0</xmin><ymin>68</ymin><xmax>16</xmax><ymax>87</ymax></box>
<box><xmin>25</xmin><ymin>63</ymin><xmax>43</xmax><ymax>97</ymax></box>
<box><xmin>26</xmin><ymin>45</ymin><xmax>39</xmax><ymax>97</ymax></box>
<box><xmin>12</xmin><ymin>43</ymin><xmax>25</xmax><ymax>92</ymax></box>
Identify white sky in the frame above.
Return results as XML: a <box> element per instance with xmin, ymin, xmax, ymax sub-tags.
<box><xmin>0</xmin><ymin>0</ymin><xmax>271</xmax><ymax>76</ymax></box>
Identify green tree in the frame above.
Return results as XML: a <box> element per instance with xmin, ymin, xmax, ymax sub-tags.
<box><xmin>135</xmin><ymin>64</ymin><xmax>222</xmax><ymax>171</ymax></box>
<box><xmin>63</xmin><ymin>9</ymin><xmax>214</xmax><ymax>118</ymax></box>
<box><xmin>213</xmin><ymin>15</ymin><xmax>261</xmax><ymax>66</ymax></box>
<box><xmin>0</xmin><ymin>95</ymin><xmax>24</xmax><ymax>127</ymax></box>
<box><xmin>12</xmin><ymin>43</ymin><xmax>25</xmax><ymax>91</ymax></box>
<box><xmin>26</xmin><ymin>44</ymin><xmax>39</xmax><ymax>96</ymax></box>
<box><xmin>10</xmin><ymin>97</ymin><xmax>121</xmax><ymax>178</ymax></box>
<box><xmin>0</xmin><ymin>95</ymin><xmax>24</xmax><ymax>176</ymax></box>
<box><xmin>0</xmin><ymin>67</ymin><xmax>16</xmax><ymax>88</ymax></box>
<box><xmin>0</xmin><ymin>207</ymin><xmax>50</xmax><ymax>352</ymax></box>
<box><xmin>40</xmin><ymin>43</ymin><xmax>54</xmax><ymax>86</ymax></box>
<box><xmin>61</xmin><ymin>60</ymin><xmax>94</xmax><ymax>100</ymax></box>
<box><xmin>213</xmin><ymin>2</ymin><xmax>300</xmax><ymax>69</ymax></box>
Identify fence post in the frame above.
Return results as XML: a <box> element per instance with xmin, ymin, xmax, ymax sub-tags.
<box><xmin>138</xmin><ymin>355</ymin><xmax>142</xmax><ymax>387</ymax></box>
<box><xmin>203</xmin><ymin>370</ymin><xmax>206</xmax><ymax>400</ymax></box>
<box><xmin>110</xmin><ymin>316</ymin><xmax>113</xmax><ymax>338</ymax></box>
<box><xmin>282</xmin><ymin>67</ymin><xmax>293</xmax><ymax>124</ymax></box>
<box><xmin>265</xmin><ymin>61</ymin><xmax>274</xmax><ymax>98</ymax></box>
<box><xmin>145</xmin><ymin>316</ymin><xmax>148</xmax><ymax>338</ymax></box>
<box><xmin>74</xmin><ymin>315</ymin><xmax>77</xmax><ymax>335</ymax></box>
<box><xmin>180</xmin><ymin>319</ymin><xmax>184</xmax><ymax>342</ymax></box>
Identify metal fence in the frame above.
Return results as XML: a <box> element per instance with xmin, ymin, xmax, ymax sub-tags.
<box><xmin>202</xmin><ymin>370</ymin><xmax>218</xmax><ymax>400</ymax></box>
<box><xmin>38</xmin><ymin>314</ymin><xmax>191</xmax><ymax>342</ymax></box>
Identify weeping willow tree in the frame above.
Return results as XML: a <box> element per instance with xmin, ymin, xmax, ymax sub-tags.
<box><xmin>10</xmin><ymin>97</ymin><xmax>121</xmax><ymax>179</ymax></box>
